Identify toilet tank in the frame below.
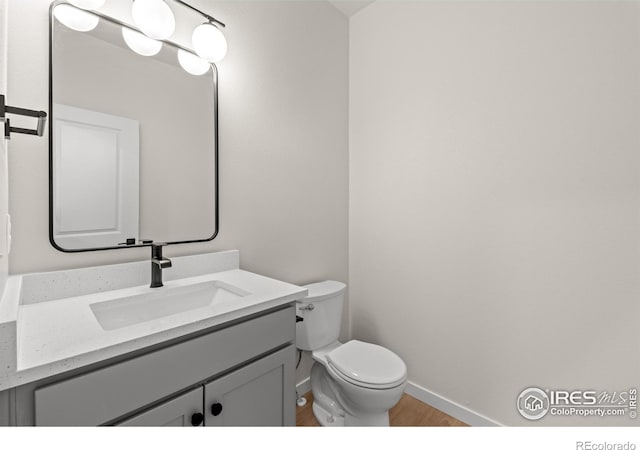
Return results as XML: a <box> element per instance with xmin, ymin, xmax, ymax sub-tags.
<box><xmin>295</xmin><ymin>280</ymin><xmax>346</xmax><ymax>351</ymax></box>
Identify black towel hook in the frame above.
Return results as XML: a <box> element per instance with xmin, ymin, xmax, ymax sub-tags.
<box><xmin>0</xmin><ymin>95</ymin><xmax>47</xmax><ymax>140</ymax></box>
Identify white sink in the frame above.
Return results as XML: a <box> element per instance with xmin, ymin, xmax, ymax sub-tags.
<box><xmin>90</xmin><ymin>281</ymin><xmax>251</xmax><ymax>331</ymax></box>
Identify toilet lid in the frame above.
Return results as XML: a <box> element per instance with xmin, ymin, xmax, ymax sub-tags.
<box><xmin>300</xmin><ymin>280</ymin><xmax>346</xmax><ymax>303</ymax></box>
<box><xmin>326</xmin><ymin>340</ymin><xmax>406</xmax><ymax>388</ymax></box>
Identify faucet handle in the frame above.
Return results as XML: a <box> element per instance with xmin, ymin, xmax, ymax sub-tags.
<box><xmin>153</xmin><ymin>259</ymin><xmax>172</xmax><ymax>269</ymax></box>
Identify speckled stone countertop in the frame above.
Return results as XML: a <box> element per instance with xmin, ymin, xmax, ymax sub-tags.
<box><xmin>0</xmin><ymin>250</ymin><xmax>307</xmax><ymax>390</ymax></box>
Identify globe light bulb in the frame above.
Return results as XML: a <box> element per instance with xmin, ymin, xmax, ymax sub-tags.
<box><xmin>177</xmin><ymin>50</ymin><xmax>211</xmax><ymax>76</ymax></box>
<box><xmin>67</xmin><ymin>0</ymin><xmax>106</xmax><ymax>9</ymax></box>
<box><xmin>192</xmin><ymin>22</ymin><xmax>227</xmax><ymax>63</ymax></box>
<box><xmin>122</xmin><ymin>27</ymin><xmax>162</xmax><ymax>57</ymax></box>
<box><xmin>53</xmin><ymin>4</ymin><xmax>99</xmax><ymax>32</ymax></box>
<box><xmin>132</xmin><ymin>0</ymin><xmax>175</xmax><ymax>40</ymax></box>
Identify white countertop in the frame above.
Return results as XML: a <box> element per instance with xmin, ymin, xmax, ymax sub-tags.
<box><xmin>0</xmin><ymin>252</ymin><xmax>307</xmax><ymax>390</ymax></box>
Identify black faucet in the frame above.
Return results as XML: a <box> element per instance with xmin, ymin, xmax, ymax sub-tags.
<box><xmin>150</xmin><ymin>243</ymin><xmax>172</xmax><ymax>288</ymax></box>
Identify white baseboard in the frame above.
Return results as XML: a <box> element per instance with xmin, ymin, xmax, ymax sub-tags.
<box><xmin>405</xmin><ymin>381</ymin><xmax>503</xmax><ymax>427</ymax></box>
<box><xmin>296</xmin><ymin>377</ymin><xmax>311</xmax><ymax>396</ymax></box>
<box><xmin>297</xmin><ymin>376</ymin><xmax>502</xmax><ymax>426</ymax></box>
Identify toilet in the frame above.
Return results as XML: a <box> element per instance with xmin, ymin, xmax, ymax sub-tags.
<box><xmin>296</xmin><ymin>280</ymin><xmax>407</xmax><ymax>426</ymax></box>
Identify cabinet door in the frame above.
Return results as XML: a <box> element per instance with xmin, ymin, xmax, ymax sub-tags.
<box><xmin>204</xmin><ymin>345</ymin><xmax>295</xmax><ymax>426</ymax></box>
<box><xmin>118</xmin><ymin>388</ymin><xmax>203</xmax><ymax>427</ymax></box>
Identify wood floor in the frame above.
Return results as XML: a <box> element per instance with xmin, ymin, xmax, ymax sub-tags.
<box><xmin>296</xmin><ymin>392</ymin><xmax>468</xmax><ymax>427</ymax></box>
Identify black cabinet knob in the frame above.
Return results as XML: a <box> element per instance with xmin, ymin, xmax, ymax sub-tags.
<box><xmin>210</xmin><ymin>402</ymin><xmax>223</xmax><ymax>416</ymax></box>
<box><xmin>191</xmin><ymin>412</ymin><xmax>204</xmax><ymax>426</ymax></box>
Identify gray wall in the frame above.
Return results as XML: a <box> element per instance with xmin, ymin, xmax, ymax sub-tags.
<box><xmin>7</xmin><ymin>0</ymin><xmax>349</xmax><ymax>384</ymax></box>
<box><xmin>350</xmin><ymin>1</ymin><xmax>640</xmax><ymax>426</ymax></box>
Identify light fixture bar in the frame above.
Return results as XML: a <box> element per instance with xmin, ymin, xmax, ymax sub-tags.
<box><xmin>171</xmin><ymin>0</ymin><xmax>225</xmax><ymax>28</ymax></box>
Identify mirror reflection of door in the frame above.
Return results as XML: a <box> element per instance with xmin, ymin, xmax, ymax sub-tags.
<box><xmin>53</xmin><ymin>104</ymin><xmax>140</xmax><ymax>250</ymax></box>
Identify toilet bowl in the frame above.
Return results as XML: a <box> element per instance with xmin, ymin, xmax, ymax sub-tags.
<box><xmin>296</xmin><ymin>281</ymin><xmax>407</xmax><ymax>426</ymax></box>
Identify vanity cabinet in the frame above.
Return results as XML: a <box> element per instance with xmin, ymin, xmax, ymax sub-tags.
<box><xmin>120</xmin><ymin>346</ymin><xmax>293</xmax><ymax>427</ymax></box>
<box><xmin>7</xmin><ymin>305</ymin><xmax>296</xmax><ymax>426</ymax></box>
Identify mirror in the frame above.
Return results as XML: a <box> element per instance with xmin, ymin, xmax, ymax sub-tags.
<box><xmin>49</xmin><ymin>2</ymin><xmax>218</xmax><ymax>252</ymax></box>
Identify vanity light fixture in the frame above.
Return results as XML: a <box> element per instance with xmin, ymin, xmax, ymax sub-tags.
<box><xmin>130</xmin><ymin>0</ymin><xmax>227</xmax><ymax>63</ymax></box>
<box><xmin>172</xmin><ymin>0</ymin><xmax>228</xmax><ymax>63</ymax></box>
<box><xmin>192</xmin><ymin>22</ymin><xmax>227</xmax><ymax>63</ymax></box>
<box><xmin>122</xmin><ymin>28</ymin><xmax>163</xmax><ymax>57</ymax></box>
<box><xmin>57</xmin><ymin>0</ymin><xmax>228</xmax><ymax>63</ymax></box>
<box><xmin>177</xmin><ymin>49</ymin><xmax>210</xmax><ymax>76</ymax></box>
<box><xmin>132</xmin><ymin>0</ymin><xmax>176</xmax><ymax>41</ymax></box>
<box><xmin>54</xmin><ymin>0</ymin><xmax>227</xmax><ymax>73</ymax></box>
<box><xmin>52</xmin><ymin>4</ymin><xmax>100</xmax><ymax>32</ymax></box>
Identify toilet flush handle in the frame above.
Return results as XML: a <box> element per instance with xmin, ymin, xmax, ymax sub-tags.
<box><xmin>299</xmin><ymin>303</ymin><xmax>314</xmax><ymax>311</ymax></box>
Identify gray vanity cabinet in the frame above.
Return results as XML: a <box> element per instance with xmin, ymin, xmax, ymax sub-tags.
<box><xmin>5</xmin><ymin>305</ymin><xmax>296</xmax><ymax>426</ymax></box>
<box><xmin>204</xmin><ymin>345</ymin><xmax>295</xmax><ymax>426</ymax></box>
<box><xmin>119</xmin><ymin>345</ymin><xmax>295</xmax><ymax>427</ymax></box>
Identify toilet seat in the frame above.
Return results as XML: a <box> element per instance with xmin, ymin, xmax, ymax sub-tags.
<box><xmin>326</xmin><ymin>340</ymin><xmax>406</xmax><ymax>390</ymax></box>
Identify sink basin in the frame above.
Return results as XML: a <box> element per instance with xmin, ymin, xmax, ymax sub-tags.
<box><xmin>90</xmin><ymin>281</ymin><xmax>251</xmax><ymax>331</ymax></box>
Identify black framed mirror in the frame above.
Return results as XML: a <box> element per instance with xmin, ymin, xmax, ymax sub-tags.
<box><xmin>48</xmin><ymin>1</ymin><xmax>218</xmax><ymax>252</ymax></box>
